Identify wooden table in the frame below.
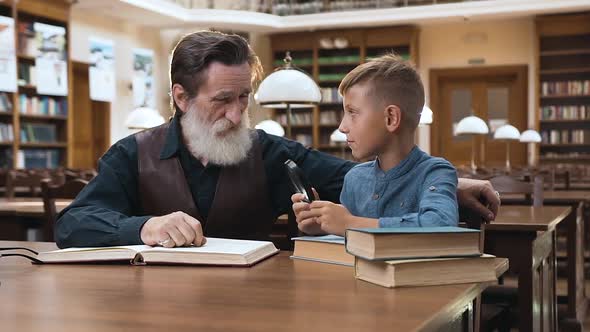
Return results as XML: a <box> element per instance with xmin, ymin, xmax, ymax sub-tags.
<box><xmin>503</xmin><ymin>191</ymin><xmax>590</xmax><ymax>330</ymax></box>
<box><xmin>0</xmin><ymin>198</ymin><xmax>71</xmax><ymax>241</ymax></box>
<box><xmin>0</xmin><ymin>241</ymin><xmax>503</xmax><ymax>332</ymax></box>
<box><xmin>484</xmin><ymin>205</ymin><xmax>570</xmax><ymax>332</ymax></box>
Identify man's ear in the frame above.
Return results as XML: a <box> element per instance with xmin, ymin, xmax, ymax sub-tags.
<box><xmin>172</xmin><ymin>83</ymin><xmax>189</xmax><ymax>114</ymax></box>
<box><xmin>384</xmin><ymin>105</ymin><xmax>402</xmax><ymax>133</ymax></box>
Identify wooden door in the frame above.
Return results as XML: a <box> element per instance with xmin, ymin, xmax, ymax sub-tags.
<box><xmin>431</xmin><ymin>66</ymin><xmax>528</xmax><ymax>169</ymax></box>
<box><xmin>71</xmin><ymin>61</ymin><xmax>110</xmax><ymax>169</ymax></box>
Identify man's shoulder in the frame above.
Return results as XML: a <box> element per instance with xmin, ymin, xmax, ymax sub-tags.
<box><xmin>101</xmin><ymin>133</ymin><xmax>138</xmax><ymax>163</ymax></box>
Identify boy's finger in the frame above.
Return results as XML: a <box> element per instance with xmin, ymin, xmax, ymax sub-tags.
<box><xmin>291</xmin><ymin>193</ymin><xmax>306</xmax><ymax>203</ymax></box>
<box><xmin>292</xmin><ymin>202</ymin><xmax>310</xmax><ymax>214</ymax></box>
<box><xmin>310</xmin><ymin>200</ymin><xmax>329</xmax><ymax>208</ymax></box>
<box><xmin>311</xmin><ymin>187</ymin><xmax>320</xmax><ymax>200</ymax></box>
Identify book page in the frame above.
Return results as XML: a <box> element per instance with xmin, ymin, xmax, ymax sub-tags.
<box><xmin>43</xmin><ymin>245</ymin><xmax>151</xmax><ymax>254</ymax></box>
<box><xmin>142</xmin><ymin>238</ymin><xmax>272</xmax><ymax>255</ymax></box>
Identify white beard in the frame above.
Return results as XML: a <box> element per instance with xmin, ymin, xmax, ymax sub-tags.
<box><xmin>180</xmin><ymin>104</ymin><xmax>253</xmax><ymax>166</ymax></box>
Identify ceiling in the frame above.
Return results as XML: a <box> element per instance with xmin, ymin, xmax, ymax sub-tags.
<box><xmin>73</xmin><ymin>0</ymin><xmax>590</xmax><ymax>33</ymax></box>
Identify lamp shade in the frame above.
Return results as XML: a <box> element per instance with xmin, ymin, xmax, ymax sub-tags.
<box><xmin>255</xmin><ymin>119</ymin><xmax>285</xmax><ymax>137</ymax></box>
<box><xmin>493</xmin><ymin>124</ymin><xmax>520</xmax><ymax>140</ymax></box>
<box><xmin>125</xmin><ymin>107</ymin><xmax>165</xmax><ymax>129</ymax></box>
<box><xmin>255</xmin><ymin>68</ymin><xmax>321</xmax><ymax>108</ymax></box>
<box><xmin>330</xmin><ymin>129</ymin><xmax>347</xmax><ymax>143</ymax></box>
<box><xmin>419</xmin><ymin>106</ymin><xmax>433</xmax><ymax>126</ymax></box>
<box><xmin>519</xmin><ymin>129</ymin><xmax>542</xmax><ymax>143</ymax></box>
<box><xmin>454</xmin><ymin>116</ymin><xmax>489</xmax><ymax>135</ymax></box>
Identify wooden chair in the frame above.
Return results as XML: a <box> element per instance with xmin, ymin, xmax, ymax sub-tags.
<box><xmin>489</xmin><ymin>174</ymin><xmax>543</xmax><ymax>207</ymax></box>
<box><xmin>41</xmin><ymin>178</ymin><xmax>88</xmax><ymax>241</ymax></box>
<box><xmin>5</xmin><ymin>169</ymin><xmax>50</xmax><ymax>199</ymax></box>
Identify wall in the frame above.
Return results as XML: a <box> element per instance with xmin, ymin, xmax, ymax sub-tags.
<box><xmin>70</xmin><ymin>10</ymin><xmax>166</xmax><ymax>144</ymax></box>
<box><xmin>417</xmin><ymin>17</ymin><xmax>536</xmax><ymax>158</ymax></box>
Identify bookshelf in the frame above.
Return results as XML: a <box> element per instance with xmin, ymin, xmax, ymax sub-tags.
<box><xmin>0</xmin><ymin>0</ymin><xmax>72</xmax><ymax>169</ymax></box>
<box><xmin>536</xmin><ymin>13</ymin><xmax>590</xmax><ymax>179</ymax></box>
<box><xmin>269</xmin><ymin>26</ymin><xmax>419</xmax><ymax>160</ymax></box>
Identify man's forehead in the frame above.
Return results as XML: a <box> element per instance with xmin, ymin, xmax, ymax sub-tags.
<box><xmin>202</xmin><ymin>62</ymin><xmax>252</xmax><ymax>93</ymax></box>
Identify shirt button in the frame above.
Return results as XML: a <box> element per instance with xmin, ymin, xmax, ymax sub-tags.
<box><xmin>372</xmin><ymin>194</ymin><xmax>379</xmax><ymax>200</ymax></box>
<box><xmin>429</xmin><ymin>186</ymin><xmax>436</xmax><ymax>191</ymax></box>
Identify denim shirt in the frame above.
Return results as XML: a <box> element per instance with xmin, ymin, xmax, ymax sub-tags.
<box><xmin>340</xmin><ymin>146</ymin><xmax>458</xmax><ymax>228</ymax></box>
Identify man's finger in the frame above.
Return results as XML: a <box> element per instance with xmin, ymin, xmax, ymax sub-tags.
<box><xmin>182</xmin><ymin>215</ymin><xmax>205</xmax><ymax>247</ymax></box>
<box><xmin>167</xmin><ymin>226</ymin><xmax>186</xmax><ymax>247</ymax></box>
<box><xmin>175</xmin><ymin>219</ymin><xmax>196</xmax><ymax>246</ymax></box>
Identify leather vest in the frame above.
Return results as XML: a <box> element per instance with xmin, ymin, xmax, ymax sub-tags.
<box><xmin>135</xmin><ymin>123</ymin><xmax>274</xmax><ymax>241</ymax></box>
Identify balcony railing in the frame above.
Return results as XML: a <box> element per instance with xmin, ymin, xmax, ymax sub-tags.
<box><xmin>164</xmin><ymin>0</ymin><xmax>488</xmax><ymax>16</ymax></box>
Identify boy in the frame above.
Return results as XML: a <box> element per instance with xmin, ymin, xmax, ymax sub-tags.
<box><xmin>292</xmin><ymin>54</ymin><xmax>458</xmax><ymax>236</ymax></box>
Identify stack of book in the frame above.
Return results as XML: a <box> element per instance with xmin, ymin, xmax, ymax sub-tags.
<box><xmin>292</xmin><ymin>227</ymin><xmax>507</xmax><ymax>288</ymax></box>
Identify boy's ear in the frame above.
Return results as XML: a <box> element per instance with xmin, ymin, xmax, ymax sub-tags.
<box><xmin>172</xmin><ymin>83</ymin><xmax>189</xmax><ymax>114</ymax></box>
<box><xmin>384</xmin><ymin>105</ymin><xmax>402</xmax><ymax>133</ymax></box>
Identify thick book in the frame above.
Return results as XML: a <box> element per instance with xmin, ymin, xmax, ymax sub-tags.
<box><xmin>37</xmin><ymin>238</ymin><xmax>279</xmax><ymax>266</ymax></box>
<box><xmin>345</xmin><ymin>226</ymin><xmax>481</xmax><ymax>260</ymax></box>
<box><xmin>355</xmin><ymin>254</ymin><xmax>505</xmax><ymax>288</ymax></box>
<box><xmin>291</xmin><ymin>235</ymin><xmax>354</xmax><ymax>266</ymax></box>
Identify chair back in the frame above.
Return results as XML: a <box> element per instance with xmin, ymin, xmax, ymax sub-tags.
<box><xmin>489</xmin><ymin>174</ymin><xmax>543</xmax><ymax>207</ymax></box>
<box><xmin>5</xmin><ymin>170</ymin><xmax>50</xmax><ymax>199</ymax></box>
<box><xmin>41</xmin><ymin>178</ymin><xmax>88</xmax><ymax>241</ymax></box>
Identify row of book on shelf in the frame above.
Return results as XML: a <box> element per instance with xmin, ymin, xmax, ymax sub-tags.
<box><xmin>0</xmin><ymin>123</ymin><xmax>14</xmax><ymax>142</ymax></box>
<box><xmin>20</xmin><ymin>123</ymin><xmax>57</xmax><ymax>143</ymax></box>
<box><xmin>275</xmin><ymin>112</ymin><xmax>312</xmax><ymax>126</ymax></box>
<box><xmin>541</xmin><ymin>129</ymin><xmax>590</xmax><ymax>144</ymax></box>
<box><xmin>0</xmin><ymin>92</ymin><xmax>13</xmax><ymax>112</ymax></box>
<box><xmin>542</xmin><ymin>152</ymin><xmax>590</xmax><ymax>160</ymax></box>
<box><xmin>541</xmin><ymin>105</ymin><xmax>590</xmax><ymax>120</ymax></box>
<box><xmin>19</xmin><ymin>95</ymin><xmax>67</xmax><ymax>116</ymax></box>
<box><xmin>320</xmin><ymin>87</ymin><xmax>344</xmax><ymax>103</ymax></box>
<box><xmin>18</xmin><ymin>62</ymin><xmax>36</xmax><ymax>87</ymax></box>
<box><xmin>541</xmin><ymin>80</ymin><xmax>590</xmax><ymax>96</ymax></box>
<box><xmin>291</xmin><ymin>227</ymin><xmax>504</xmax><ymax>288</ymax></box>
<box><xmin>294</xmin><ymin>134</ymin><xmax>313</xmax><ymax>147</ymax></box>
<box><xmin>0</xmin><ymin>148</ymin><xmax>61</xmax><ymax>169</ymax></box>
<box><xmin>319</xmin><ymin>110</ymin><xmax>340</xmax><ymax>125</ymax></box>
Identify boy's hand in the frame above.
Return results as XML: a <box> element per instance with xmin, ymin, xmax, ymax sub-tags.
<box><xmin>291</xmin><ymin>189</ymin><xmax>325</xmax><ymax>235</ymax></box>
<box><xmin>306</xmin><ymin>201</ymin><xmax>353</xmax><ymax>236</ymax></box>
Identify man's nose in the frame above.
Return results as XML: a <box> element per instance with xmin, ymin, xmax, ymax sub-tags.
<box><xmin>226</xmin><ymin>106</ymin><xmax>242</xmax><ymax>126</ymax></box>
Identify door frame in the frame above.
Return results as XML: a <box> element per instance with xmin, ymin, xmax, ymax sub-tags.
<box><xmin>429</xmin><ymin>65</ymin><xmax>528</xmax><ymax>158</ymax></box>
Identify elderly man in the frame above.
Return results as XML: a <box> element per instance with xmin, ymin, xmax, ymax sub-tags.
<box><xmin>55</xmin><ymin>31</ymin><xmax>499</xmax><ymax>249</ymax></box>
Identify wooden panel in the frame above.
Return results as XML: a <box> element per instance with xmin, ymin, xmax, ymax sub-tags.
<box><xmin>71</xmin><ymin>62</ymin><xmax>93</xmax><ymax>169</ymax></box>
<box><xmin>536</xmin><ymin>12</ymin><xmax>590</xmax><ymax>37</ymax></box>
<box><xmin>270</xmin><ymin>32</ymin><xmax>314</xmax><ymax>51</ymax></box>
<box><xmin>365</xmin><ymin>26</ymin><xmax>417</xmax><ymax>47</ymax></box>
<box><xmin>17</xmin><ymin>0</ymin><xmax>69</xmax><ymax>22</ymax></box>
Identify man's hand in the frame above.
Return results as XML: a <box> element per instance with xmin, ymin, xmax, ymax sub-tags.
<box><xmin>141</xmin><ymin>211</ymin><xmax>206</xmax><ymax>247</ymax></box>
<box><xmin>457</xmin><ymin>178</ymin><xmax>501</xmax><ymax>223</ymax></box>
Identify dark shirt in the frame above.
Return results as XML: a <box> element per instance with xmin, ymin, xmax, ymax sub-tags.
<box><xmin>55</xmin><ymin>115</ymin><xmax>355</xmax><ymax>248</ymax></box>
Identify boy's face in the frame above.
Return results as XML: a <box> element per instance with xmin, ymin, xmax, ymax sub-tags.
<box><xmin>339</xmin><ymin>83</ymin><xmax>389</xmax><ymax>160</ymax></box>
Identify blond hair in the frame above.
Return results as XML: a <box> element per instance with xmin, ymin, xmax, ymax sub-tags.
<box><xmin>339</xmin><ymin>53</ymin><xmax>424</xmax><ymax>129</ymax></box>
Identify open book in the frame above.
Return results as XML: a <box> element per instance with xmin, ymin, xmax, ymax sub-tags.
<box><xmin>38</xmin><ymin>238</ymin><xmax>279</xmax><ymax>266</ymax></box>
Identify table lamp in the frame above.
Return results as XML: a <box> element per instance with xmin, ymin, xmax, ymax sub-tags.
<box><xmin>493</xmin><ymin>124</ymin><xmax>520</xmax><ymax>173</ymax></box>
<box><xmin>125</xmin><ymin>107</ymin><xmax>165</xmax><ymax>131</ymax></box>
<box><xmin>454</xmin><ymin>115</ymin><xmax>489</xmax><ymax>173</ymax></box>
<box><xmin>330</xmin><ymin>129</ymin><xmax>347</xmax><ymax>159</ymax></box>
<box><xmin>519</xmin><ymin>129</ymin><xmax>542</xmax><ymax>168</ymax></box>
<box><xmin>254</xmin><ymin>52</ymin><xmax>321</xmax><ymax>138</ymax></box>
<box><xmin>419</xmin><ymin>106</ymin><xmax>433</xmax><ymax>126</ymax></box>
<box><xmin>255</xmin><ymin>119</ymin><xmax>285</xmax><ymax>137</ymax></box>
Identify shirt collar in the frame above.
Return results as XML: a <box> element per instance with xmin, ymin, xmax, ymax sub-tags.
<box><xmin>159</xmin><ymin>113</ymin><xmax>183</xmax><ymax>160</ymax></box>
<box><xmin>373</xmin><ymin>146</ymin><xmax>423</xmax><ymax>180</ymax></box>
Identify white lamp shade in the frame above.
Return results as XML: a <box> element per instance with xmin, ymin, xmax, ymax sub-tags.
<box><xmin>519</xmin><ymin>129</ymin><xmax>542</xmax><ymax>143</ymax></box>
<box><xmin>493</xmin><ymin>124</ymin><xmax>520</xmax><ymax>140</ymax></box>
<box><xmin>330</xmin><ymin>129</ymin><xmax>347</xmax><ymax>143</ymax></box>
<box><xmin>126</xmin><ymin>107</ymin><xmax>165</xmax><ymax>129</ymax></box>
<box><xmin>454</xmin><ymin>116</ymin><xmax>489</xmax><ymax>135</ymax></box>
<box><xmin>419</xmin><ymin>106</ymin><xmax>433</xmax><ymax>125</ymax></box>
<box><xmin>255</xmin><ymin>120</ymin><xmax>285</xmax><ymax>137</ymax></box>
<box><xmin>255</xmin><ymin>68</ymin><xmax>321</xmax><ymax>108</ymax></box>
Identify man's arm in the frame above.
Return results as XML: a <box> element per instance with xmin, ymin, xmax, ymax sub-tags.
<box><xmin>55</xmin><ymin>137</ymin><xmax>149</xmax><ymax>248</ymax></box>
